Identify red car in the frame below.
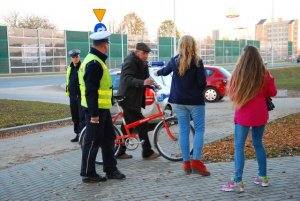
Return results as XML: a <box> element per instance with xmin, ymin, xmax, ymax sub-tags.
<box><xmin>204</xmin><ymin>66</ymin><xmax>231</xmax><ymax>102</ymax></box>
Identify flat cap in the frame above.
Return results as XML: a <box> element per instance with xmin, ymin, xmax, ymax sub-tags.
<box><xmin>136</xmin><ymin>42</ymin><xmax>151</xmax><ymax>52</ymax></box>
<box><xmin>68</xmin><ymin>49</ymin><xmax>81</xmax><ymax>57</ymax></box>
<box><xmin>90</xmin><ymin>30</ymin><xmax>111</xmax><ymax>43</ymax></box>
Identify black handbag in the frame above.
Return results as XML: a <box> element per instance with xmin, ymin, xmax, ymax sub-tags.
<box><xmin>266</xmin><ymin>97</ymin><xmax>275</xmax><ymax>111</ymax></box>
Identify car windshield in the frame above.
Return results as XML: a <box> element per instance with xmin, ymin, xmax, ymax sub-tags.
<box><xmin>149</xmin><ymin>68</ymin><xmax>172</xmax><ymax>88</ymax></box>
<box><xmin>111</xmin><ymin>74</ymin><xmax>120</xmax><ymax>90</ymax></box>
<box><xmin>218</xmin><ymin>67</ymin><xmax>231</xmax><ymax>78</ymax></box>
<box><xmin>161</xmin><ymin>74</ymin><xmax>172</xmax><ymax>87</ymax></box>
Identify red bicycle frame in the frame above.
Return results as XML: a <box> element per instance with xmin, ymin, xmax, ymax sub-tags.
<box><xmin>112</xmin><ymin>88</ymin><xmax>176</xmax><ymax>145</ymax></box>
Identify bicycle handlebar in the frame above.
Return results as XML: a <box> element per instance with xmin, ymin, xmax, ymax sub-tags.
<box><xmin>145</xmin><ymin>84</ymin><xmax>161</xmax><ymax>91</ymax></box>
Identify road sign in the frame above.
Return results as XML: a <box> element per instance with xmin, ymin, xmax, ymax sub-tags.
<box><xmin>94</xmin><ymin>23</ymin><xmax>107</xmax><ymax>32</ymax></box>
<box><xmin>93</xmin><ymin>9</ymin><xmax>106</xmax><ymax>22</ymax></box>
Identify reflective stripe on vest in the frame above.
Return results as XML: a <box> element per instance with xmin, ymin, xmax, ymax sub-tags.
<box><xmin>78</xmin><ymin>53</ymin><xmax>112</xmax><ymax>109</ymax></box>
<box><xmin>65</xmin><ymin>65</ymin><xmax>71</xmax><ymax>96</ymax></box>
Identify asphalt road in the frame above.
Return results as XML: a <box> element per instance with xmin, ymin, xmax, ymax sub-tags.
<box><xmin>0</xmin><ymin>74</ymin><xmax>68</xmax><ymax>104</ymax></box>
<box><xmin>0</xmin><ymin>74</ymin><xmax>65</xmax><ymax>88</ymax></box>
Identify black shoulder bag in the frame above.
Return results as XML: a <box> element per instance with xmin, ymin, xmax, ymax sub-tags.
<box><xmin>266</xmin><ymin>96</ymin><xmax>275</xmax><ymax>111</ymax></box>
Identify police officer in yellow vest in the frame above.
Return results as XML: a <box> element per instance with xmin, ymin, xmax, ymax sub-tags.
<box><xmin>66</xmin><ymin>49</ymin><xmax>85</xmax><ymax>142</ymax></box>
<box><xmin>78</xmin><ymin>30</ymin><xmax>125</xmax><ymax>183</ymax></box>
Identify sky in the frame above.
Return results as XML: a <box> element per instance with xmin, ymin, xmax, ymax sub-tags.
<box><xmin>0</xmin><ymin>0</ymin><xmax>299</xmax><ymax>40</ymax></box>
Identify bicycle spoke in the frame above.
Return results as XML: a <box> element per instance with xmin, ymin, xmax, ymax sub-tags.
<box><xmin>154</xmin><ymin>117</ymin><xmax>194</xmax><ymax>161</ymax></box>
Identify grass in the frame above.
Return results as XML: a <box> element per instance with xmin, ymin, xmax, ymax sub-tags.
<box><xmin>0</xmin><ymin>99</ymin><xmax>70</xmax><ymax>129</ymax></box>
<box><xmin>268</xmin><ymin>66</ymin><xmax>300</xmax><ymax>90</ymax></box>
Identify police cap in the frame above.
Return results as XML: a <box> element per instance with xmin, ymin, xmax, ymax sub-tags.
<box><xmin>68</xmin><ymin>49</ymin><xmax>81</xmax><ymax>57</ymax></box>
<box><xmin>90</xmin><ymin>30</ymin><xmax>111</xmax><ymax>43</ymax></box>
<box><xmin>136</xmin><ymin>42</ymin><xmax>151</xmax><ymax>52</ymax></box>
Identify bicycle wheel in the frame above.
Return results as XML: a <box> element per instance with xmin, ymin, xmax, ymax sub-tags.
<box><xmin>79</xmin><ymin>125</ymin><xmax>123</xmax><ymax>165</ymax></box>
<box><xmin>153</xmin><ymin>116</ymin><xmax>194</xmax><ymax>161</ymax></box>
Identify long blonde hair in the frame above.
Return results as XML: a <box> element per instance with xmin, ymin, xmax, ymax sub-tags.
<box><xmin>178</xmin><ymin>35</ymin><xmax>200</xmax><ymax>76</ymax></box>
<box><xmin>227</xmin><ymin>45</ymin><xmax>266</xmax><ymax>109</ymax></box>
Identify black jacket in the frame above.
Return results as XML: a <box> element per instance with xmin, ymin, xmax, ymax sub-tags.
<box><xmin>84</xmin><ymin>47</ymin><xmax>106</xmax><ymax>117</ymax></box>
<box><xmin>118</xmin><ymin>52</ymin><xmax>149</xmax><ymax>111</ymax></box>
<box><xmin>68</xmin><ymin>61</ymin><xmax>81</xmax><ymax>96</ymax></box>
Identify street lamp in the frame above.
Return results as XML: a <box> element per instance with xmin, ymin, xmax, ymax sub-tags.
<box><xmin>173</xmin><ymin>0</ymin><xmax>176</xmax><ymax>56</ymax></box>
<box><xmin>226</xmin><ymin>7</ymin><xmax>239</xmax><ymax>40</ymax></box>
<box><xmin>271</xmin><ymin>0</ymin><xmax>274</xmax><ymax>67</ymax></box>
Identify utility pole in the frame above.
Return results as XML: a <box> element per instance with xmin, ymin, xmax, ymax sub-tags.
<box><xmin>271</xmin><ymin>0</ymin><xmax>274</xmax><ymax>67</ymax></box>
<box><xmin>173</xmin><ymin>0</ymin><xmax>176</xmax><ymax>57</ymax></box>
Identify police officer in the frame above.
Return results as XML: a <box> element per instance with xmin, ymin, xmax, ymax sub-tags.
<box><xmin>78</xmin><ymin>31</ymin><xmax>125</xmax><ymax>183</ymax></box>
<box><xmin>66</xmin><ymin>49</ymin><xmax>85</xmax><ymax>142</ymax></box>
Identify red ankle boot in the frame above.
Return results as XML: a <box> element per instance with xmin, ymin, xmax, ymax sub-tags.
<box><xmin>191</xmin><ymin>160</ymin><xmax>210</xmax><ymax>176</ymax></box>
<box><xmin>183</xmin><ymin>161</ymin><xmax>192</xmax><ymax>175</ymax></box>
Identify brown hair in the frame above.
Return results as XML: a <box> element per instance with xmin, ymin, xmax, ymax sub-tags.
<box><xmin>178</xmin><ymin>35</ymin><xmax>200</xmax><ymax>76</ymax></box>
<box><xmin>227</xmin><ymin>45</ymin><xmax>266</xmax><ymax>109</ymax></box>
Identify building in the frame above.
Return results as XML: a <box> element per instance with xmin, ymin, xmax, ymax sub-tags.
<box><xmin>212</xmin><ymin>30</ymin><xmax>220</xmax><ymax>41</ymax></box>
<box><xmin>255</xmin><ymin>18</ymin><xmax>298</xmax><ymax>61</ymax></box>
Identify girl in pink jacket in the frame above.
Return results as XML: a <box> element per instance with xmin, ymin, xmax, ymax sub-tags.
<box><xmin>220</xmin><ymin>45</ymin><xmax>277</xmax><ymax>192</ymax></box>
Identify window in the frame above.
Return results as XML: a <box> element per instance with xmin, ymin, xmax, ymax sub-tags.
<box><xmin>205</xmin><ymin>69</ymin><xmax>214</xmax><ymax>77</ymax></box>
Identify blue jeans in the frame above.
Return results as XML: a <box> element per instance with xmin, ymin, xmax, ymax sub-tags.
<box><xmin>174</xmin><ymin>104</ymin><xmax>205</xmax><ymax>162</ymax></box>
<box><xmin>234</xmin><ymin>124</ymin><xmax>266</xmax><ymax>182</ymax></box>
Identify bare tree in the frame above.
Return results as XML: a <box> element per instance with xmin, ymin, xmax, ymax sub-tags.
<box><xmin>19</xmin><ymin>15</ymin><xmax>56</xmax><ymax>29</ymax></box>
<box><xmin>116</xmin><ymin>12</ymin><xmax>147</xmax><ymax>36</ymax></box>
<box><xmin>2</xmin><ymin>11</ymin><xmax>20</xmax><ymax>27</ymax></box>
<box><xmin>108</xmin><ymin>19</ymin><xmax>117</xmax><ymax>33</ymax></box>
<box><xmin>157</xmin><ymin>20</ymin><xmax>180</xmax><ymax>37</ymax></box>
<box><xmin>2</xmin><ymin>11</ymin><xmax>56</xmax><ymax>29</ymax></box>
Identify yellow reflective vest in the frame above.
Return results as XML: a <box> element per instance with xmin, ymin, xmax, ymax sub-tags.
<box><xmin>65</xmin><ymin>65</ymin><xmax>71</xmax><ymax>96</ymax></box>
<box><xmin>78</xmin><ymin>53</ymin><xmax>112</xmax><ymax>109</ymax></box>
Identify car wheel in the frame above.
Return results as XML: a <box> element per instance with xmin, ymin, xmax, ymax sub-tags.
<box><xmin>163</xmin><ymin>105</ymin><xmax>173</xmax><ymax>117</ymax></box>
<box><xmin>204</xmin><ymin>87</ymin><xmax>220</xmax><ymax>102</ymax></box>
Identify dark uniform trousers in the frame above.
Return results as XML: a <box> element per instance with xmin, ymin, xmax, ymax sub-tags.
<box><xmin>81</xmin><ymin>109</ymin><xmax>117</xmax><ymax>176</ymax></box>
<box><xmin>120</xmin><ymin>107</ymin><xmax>154</xmax><ymax>157</ymax></box>
<box><xmin>69</xmin><ymin>95</ymin><xmax>85</xmax><ymax>134</ymax></box>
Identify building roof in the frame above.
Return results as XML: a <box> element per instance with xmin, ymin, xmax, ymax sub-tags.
<box><xmin>288</xmin><ymin>20</ymin><xmax>295</xmax><ymax>24</ymax></box>
<box><xmin>257</xmin><ymin>19</ymin><xmax>267</xmax><ymax>25</ymax></box>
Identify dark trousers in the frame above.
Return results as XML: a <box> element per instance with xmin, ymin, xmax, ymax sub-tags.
<box><xmin>119</xmin><ymin>108</ymin><xmax>154</xmax><ymax>157</ymax></box>
<box><xmin>69</xmin><ymin>95</ymin><xmax>85</xmax><ymax>134</ymax></box>
<box><xmin>81</xmin><ymin>109</ymin><xmax>117</xmax><ymax>176</ymax></box>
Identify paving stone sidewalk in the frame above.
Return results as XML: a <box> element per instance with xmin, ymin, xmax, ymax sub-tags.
<box><xmin>0</xmin><ymin>97</ymin><xmax>299</xmax><ymax>200</ymax></box>
<box><xmin>0</xmin><ymin>149</ymin><xmax>299</xmax><ymax>201</ymax></box>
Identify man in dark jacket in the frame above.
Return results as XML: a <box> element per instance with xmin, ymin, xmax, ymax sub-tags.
<box><xmin>66</xmin><ymin>49</ymin><xmax>85</xmax><ymax>142</ymax></box>
<box><xmin>117</xmin><ymin>43</ymin><xmax>160</xmax><ymax>160</ymax></box>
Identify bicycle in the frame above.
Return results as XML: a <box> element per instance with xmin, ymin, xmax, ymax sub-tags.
<box><xmin>79</xmin><ymin>86</ymin><xmax>194</xmax><ymax>164</ymax></box>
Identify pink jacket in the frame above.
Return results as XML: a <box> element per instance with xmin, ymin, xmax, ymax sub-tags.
<box><xmin>234</xmin><ymin>71</ymin><xmax>277</xmax><ymax>127</ymax></box>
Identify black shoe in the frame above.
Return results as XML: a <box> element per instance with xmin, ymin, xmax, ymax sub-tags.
<box><xmin>116</xmin><ymin>153</ymin><xmax>133</xmax><ymax>159</ymax></box>
<box><xmin>106</xmin><ymin>169</ymin><xmax>126</xmax><ymax>180</ymax></box>
<box><xmin>143</xmin><ymin>152</ymin><xmax>160</xmax><ymax>160</ymax></box>
<box><xmin>82</xmin><ymin>174</ymin><xmax>107</xmax><ymax>183</ymax></box>
<box><xmin>70</xmin><ymin>134</ymin><xmax>79</xmax><ymax>142</ymax></box>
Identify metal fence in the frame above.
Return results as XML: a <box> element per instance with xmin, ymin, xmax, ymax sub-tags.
<box><xmin>0</xmin><ymin>25</ymin><xmax>297</xmax><ymax>74</ymax></box>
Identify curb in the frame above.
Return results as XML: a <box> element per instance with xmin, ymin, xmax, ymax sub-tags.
<box><xmin>0</xmin><ymin>117</ymin><xmax>72</xmax><ymax>135</ymax></box>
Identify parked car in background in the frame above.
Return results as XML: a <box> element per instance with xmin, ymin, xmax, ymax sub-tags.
<box><xmin>204</xmin><ymin>66</ymin><xmax>231</xmax><ymax>102</ymax></box>
<box><xmin>297</xmin><ymin>55</ymin><xmax>300</xmax><ymax>63</ymax></box>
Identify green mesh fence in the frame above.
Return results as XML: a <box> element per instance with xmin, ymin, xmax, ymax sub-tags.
<box><xmin>215</xmin><ymin>39</ymin><xmax>260</xmax><ymax>64</ymax></box>
<box><xmin>0</xmin><ymin>26</ymin><xmax>9</xmax><ymax>73</ymax></box>
<box><xmin>66</xmin><ymin>31</ymin><xmax>90</xmax><ymax>64</ymax></box>
<box><xmin>288</xmin><ymin>41</ymin><xmax>293</xmax><ymax>56</ymax></box>
<box><xmin>158</xmin><ymin>37</ymin><xmax>178</xmax><ymax>62</ymax></box>
<box><xmin>109</xmin><ymin>34</ymin><xmax>128</xmax><ymax>60</ymax></box>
